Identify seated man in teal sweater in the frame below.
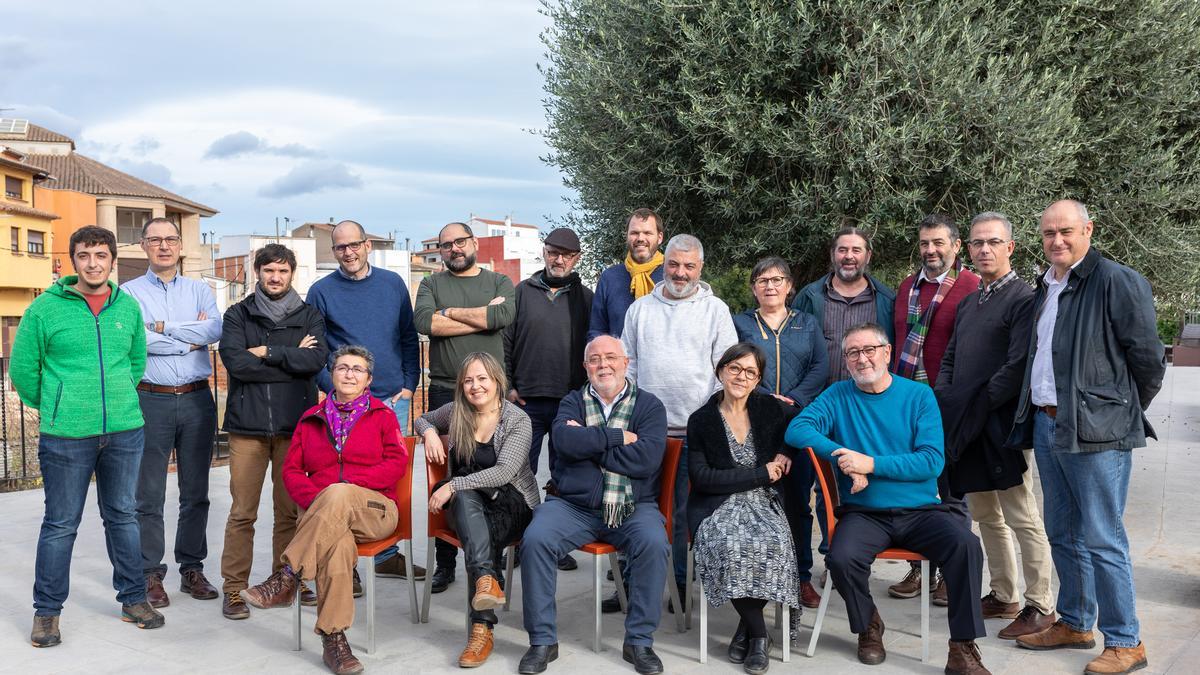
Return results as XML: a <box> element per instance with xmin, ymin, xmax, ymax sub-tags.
<box><xmin>786</xmin><ymin>323</ymin><xmax>989</xmax><ymax>675</ymax></box>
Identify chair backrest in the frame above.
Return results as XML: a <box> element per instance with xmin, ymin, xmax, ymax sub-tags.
<box><xmin>391</xmin><ymin>436</ymin><xmax>418</xmax><ymax>540</ymax></box>
<box><xmin>657</xmin><ymin>438</ymin><xmax>684</xmax><ymax>542</ymax></box>
<box><xmin>806</xmin><ymin>447</ymin><xmax>841</xmax><ymax>540</ymax></box>
<box><xmin>425</xmin><ymin>435</ymin><xmax>452</xmax><ymax>534</ymax></box>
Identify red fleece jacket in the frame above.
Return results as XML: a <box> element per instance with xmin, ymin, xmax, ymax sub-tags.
<box><xmin>283</xmin><ymin>396</ymin><xmax>409</xmax><ymax>510</ymax></box>
<box><xmin>891</xmin><ymin>267</ymin><xmax>980</xmax><ymax>386</ymax></box>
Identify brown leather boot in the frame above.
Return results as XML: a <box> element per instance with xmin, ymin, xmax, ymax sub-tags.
<box><xmin>1016</xmin><ymin>620</ymin><xmax>1096</xmax><ymax>650</ymax></box>
<box><xmin>471</xmin><ymin>574</ymin><xmax>505</xmax><ymax>611</ymax></box>
<box><xmin>931</xmin><ymin>573</ymin><xmax>948</xmax><ymax>607</ymax></box>
<box><xmin>321</xmin><ymin>630</ymin><xmax>364</xmax><ymax>675</ymax></box>
<box><xmin>458</xmin><ymin>622</ymin><xmax>495</xmax><ymax>668</ymax></box>
<box><xmin>946</xmin><ymin>640</ymin><xmax>991</xmax><ymax>675</ymax></box>
<box><xmin>146</xmin><ymin>573</ymin><xmax>170</xmax><ymax>608</ymax></box>
<box><xmin>180</xmin><ymin>569</ymin><xmax>219</xmax><ymax>600</ymax></box>
<box><xmin>980</xmin><ymin>591</ymin><xmax>1019</xmax><ymax>619</ymax></box>
<box><xmin>998</xmin><ymin>606</ymin><xmax>1056</xmax><ymax>640</ymax></box>
<box><xmin>857</xmin><ymin>609</ymin><xmax>886</xmax><ymax>665</ymax></box>
<box><xmin>887</xmin><ymin>566</ymin><xmax>923</xmax><ymax>599</ymax></box>
<box><xmin>242</xmin><ymin>568</ymin><xmax>298</xmax><ymax>609</ymax></box>
<box><xmin>799</xmin><ymin>580</ymin><xmax>822</xmax><ymax>609</ymax></box>
<box><xmin>222</xmin><ymin>591</ymin><xmax>250</xmax><ymax>620</ymax></box>
<box><xmin>1085</xmin><ymin>643</ymin><xmax>1148</xmax><ymax>674</ymax></box>
<box><xmin>300</xmin><ymin>580</ymin><xmax>318</xmax><ymax>607</ymax></box>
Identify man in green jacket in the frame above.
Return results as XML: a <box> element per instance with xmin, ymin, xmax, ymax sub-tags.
<box><xmin>11</xmin><ymin>226</ymin><xmax>165</xmax><ymax>649</ymax></box>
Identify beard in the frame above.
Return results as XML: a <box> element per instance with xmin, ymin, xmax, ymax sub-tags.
<box><xmin>835</xmin><ymin>263</ymin><xmax>865</xmax><ymax>283</ymax></box>
<box><xmin>446</xmin><ymin>251</ymin><xmax>476</xmax><ymax>272</ymax></box>
<box><xmin>923</xmin><ymin>254</ymin><xmax>951</xmax><ymax>277</ymax></box>
<box><xmin>850</xmin><ymin>366</ymin><xmax>885</xmax><ymax>388</ymax></box>
<box><xmin>666</xmin><ymin>278</ymin><xmax>699</xmax><ymax>298</ymax></box>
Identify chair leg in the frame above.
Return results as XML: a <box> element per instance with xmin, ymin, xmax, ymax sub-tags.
<box><xmin>420</xmin><ymin>537</ymin><xmax>435</xmax><ymax>623</ymax></box>
<box><xmin>405</xmin><ymin>539</ymin><xmax>419</xmax><ymax>624</ymax></box>
<box><xmin>592</xmin><ymin>553</ymin><xmax>603</xmax><ymax>653</ymax></box>
<box><xmin>293</xmin><ymin>581</ymin><xmax>302</xmax><ymax>651</ymax></box>
<box><xmin>781</xmin><ymin>602</ymin><xmax>790</xmax><ymax>663</ymax></box>
<box><xmin>698</xmin><ymin>577</ymin><xmax>707</xmax><ymax>664</ymax></box>
<box><xmin>610</xmin><ymin>553</ymin><xmax>628</xmax><ymax>612</ymax></box>
<box><xmin>504</xmin><ymin>543</ymin><xmax>516</xmax><ymax>612</ymax></box>
<box><xmin>685</xmin><ymin>545</ymin><xmax>694</xmax><ymax>630</ymax></box>
<box><xmin>806</xmin><ymin>571</ymin><xmax>834</xmax><ymax>657</ymax></box>
<box><xmin>363</xmin><ymin>559</ymin><xmax>377</xmax><ymax>654</ymax></box>
<box><xmin>665</xmin><ymin>548</ymin><xmax>685</xmax><ymax>632</ymax></box>
<box><xmin>774</xmin><ymin>600</ymin><xmax>782</xmax><ymax>630</ymax></box>
<box><xmin>920</xmin><ymin>559</ymin><xmax>930</xmax><ymax>664</ymax></box>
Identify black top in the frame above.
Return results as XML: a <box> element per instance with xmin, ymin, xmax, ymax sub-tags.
<box><xmin>452</xmin><ymin>437</ymin><xmax>497</xmax><ymax>478</ymax></box>
<box><xmin>503</xmin><ymin>273</ymin><xmax>594</xmax><ymax>399</ymax></box>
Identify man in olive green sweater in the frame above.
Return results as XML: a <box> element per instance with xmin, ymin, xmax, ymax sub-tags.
<box><xmin>11</xmin><ymin>226</ymin><xmax>164</xmax><ymax>648</ymax></box>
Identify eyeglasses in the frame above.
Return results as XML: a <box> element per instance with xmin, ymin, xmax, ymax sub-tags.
<box><xmin>438</xmin><ymin>236</ymin><xmax>474</xmax><ymax>252</ymax></box>
<box><xmin>333</xmin><ymin>240</ymin><xmax>366</xmax><ymax>254</ymax></box>
<box><xmin>545</xmin><ymin>248</ymin><xmax>580</xmax><ymax>261</ymax></box>
<box><xmin>753</xmin><ymin>275</ymin><xmax>788</xmax><ymax>288</ymax></box>
<box><xmin>967</xmin><ymin>238</ymin><xmax>1010</xmax><ymax>250</ymax></box>
<box><xmin>585</xmin><ymin>354</ymin><xmax>624</xmax><ymax>367</ymax></box>
<box><xmin>332</xmin><ymin>364</ymin><xmax>371</xmax><ymax>376</ymax></box>
<box><xmin>143</xmin><ymin>236</ymin><xmax>182</xmax><ymax>247</ymax></box>
<box><xmin>724</xmin><ymin>364</ymin><xmax>760</xmax><ymax>380</ymax></box>
<box><xmin>843</xmin><ymin>344</ymin><xmax>887</xmax><ymax>361</ymax></box>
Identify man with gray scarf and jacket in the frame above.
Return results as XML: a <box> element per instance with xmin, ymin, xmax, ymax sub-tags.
<box><xmin>1007</xmin><ymin>200</ymin><xmax>1165</xmax><ymax>675</ymax></box>
<box><xmin>621</xmin><ymin>233</ymin><xmax>737</xmax><ymax>610</ymax></box>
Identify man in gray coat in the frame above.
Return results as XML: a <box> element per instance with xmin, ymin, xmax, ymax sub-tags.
<box><xmin>1008</xmin><ymin>200</ymin><xmax>1165</xmax><ymax>675</ymax></box>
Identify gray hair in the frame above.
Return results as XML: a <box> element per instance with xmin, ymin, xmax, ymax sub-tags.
<box><xmin>584</xmin><ymin>334</ymin><xmax>626</xmax><ymax>359</ymax></box>
<box><xmin>840</xmin><ymin>322</ymin><xmax>890</xmax><ymax>352</ymax></box>
<box><xmin>665</xmin><ymin>233</ymin><xmax>704</xmax><ymax>261</ymax></box>
<box><xmin>970</xmin><ymin>211</ymin><xmax>1014</xmax><ymax>239</ymax></box>
<box><xmin>1041</xmin><ymin>199</ymin><xmax>1090</xmax><ymax>222</ymax></box>
<box><xmin>331</xmin><ymin>344</ymin><xmax>374</xmax><ymax>374</ymax></box>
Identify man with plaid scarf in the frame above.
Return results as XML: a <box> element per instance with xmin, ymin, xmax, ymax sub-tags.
<box><xmin>519</xmin><ymin>335</ymin><xmax>669</xmax><ymax>675</ymax></box>
<box><xmin>888</xmin><ymin>213</ymin><xmax>980</xmax><ymax>605</ymax></box>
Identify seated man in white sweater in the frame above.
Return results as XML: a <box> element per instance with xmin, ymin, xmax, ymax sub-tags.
<box><xmin>620</xmin><ymin>233</ymin><xmax>737</xmax><ymax>605</ymax></box>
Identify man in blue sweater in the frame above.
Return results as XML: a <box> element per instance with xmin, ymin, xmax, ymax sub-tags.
<box><xmin>786</xmin><ymin>323</ymin><xmax>988</xmax><ymax>675</ymax></box>
<box><xmin>587</xmin><ymin>208</ymin><xmax>664</xmax><ymax>340</ymax></box>
<box><xmin>306</xmin><ymin>219</ymin><xmax>424</xmax><ymax>583</ymax></box>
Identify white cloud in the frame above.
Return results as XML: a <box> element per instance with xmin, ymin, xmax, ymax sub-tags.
<box><xmin>258</xmin><ymin>160</ymin><xmax>363</xmax><ymax>198</ymax></box>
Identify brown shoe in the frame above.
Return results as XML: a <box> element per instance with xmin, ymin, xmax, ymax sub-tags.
<box><xmin>998</xmin><ymin>606</ymin><xmax>1057</xmax><ymax>640</ymax></box>
<box><xmin>932</xmin><ymin>573</ymin><xmax>948</xmax><ymax>607</ymax></box>
<box><xmin>857</xmin><ymin>609</ymin><xmax>886</xmax><ymax>665</ymax></box>
<box><xmin>321</xmin><ymin>630</ymin><xmax>364</xmax><ymax>675</ymax></box>
<box><xmin>146</xmin><ymin>573</ymin><xmax>170</xmax><ymax>608</ymax></box>
<box><xmin>242</xmin><ymin>568</ymin><xmax>298</xmax><ymax>609</ymax></box>
<box><xmin>887</xmin><ymin>565</ymin><xmax>923</xmax><ymax>599</ymax></box>
<box><xmin>799</xmin><ymin>580</ymin><xmax>822</xmax><ymax>609</ymax></box>
<box><xmin>1016</xmin><ymin>620</ymin><xmax>1096</xmax><ymax>651</ymax></box>
<box><xmin>374</xmin><ymin>553</ymin><xmax>427</xmax><ymax>581</ymax></box>
<box><xmin>458</xmin><ymin>622</ymin><xmax>495</xmax><ymax>668</ymax></box>
<box><xmin>180</xmin><ymin>569</ymin><xmax>219</xmax><ymax>600</ymax></box>
<box><xmin>31</xmin><ymin>615</ymin><xmax>61</xmax><ymax>648</ymax></box>
<box><xmin>980</xmin><ymin>591</ymin><xmax>1019</xmax><ymax>619</ymax></box>
<box><xmin>300</xmin><ymin>580</ymin><xmax>318</xmax><ymax>607</ymax></box>
<box><xmin>471</xmin><ymin>574</ymin><xmax>505</xmax><ymax>611</ymax></box>
<box><xmin>1085</xmin><ymin>643</ymin><xmax>1147</xmax><ymax>674</ymax></box>
<box><xmin>946</xmin><ymin>639</ymin><xmax>991</xmax><ymax>675</ymax></box>
<box><xmin>222</xmin><ymin>591</ymin><xmax>250</xmax><ymax>620</ymax></box>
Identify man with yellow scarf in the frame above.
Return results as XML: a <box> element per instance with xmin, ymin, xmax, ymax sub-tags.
<box><xmin>588</xmin><ymin>208</ymin><xmax>665</xmax><ymax>341</ymax></box>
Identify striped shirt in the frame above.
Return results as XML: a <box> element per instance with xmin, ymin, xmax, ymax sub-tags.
<box><xmin>822</xmin><ymin>277</ymin><xmax>877</xmax><ymax>384</ymax></box>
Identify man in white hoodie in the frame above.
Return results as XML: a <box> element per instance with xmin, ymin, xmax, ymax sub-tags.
<box><xmin>621</xmin><ymin>234</ymin><xmax>737</xmax><ymax>608</ymax></box>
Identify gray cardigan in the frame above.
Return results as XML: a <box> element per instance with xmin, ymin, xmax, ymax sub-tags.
<box><xmin>414</xmin><ymin>399</ymin><xmax>541</xmax><ymax>510</ymax></box>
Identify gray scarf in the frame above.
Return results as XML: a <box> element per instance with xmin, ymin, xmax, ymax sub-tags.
<box><xmin>254</xmin><ymin>283</ymin><xmax>303</xmax><ymax>325</ymax></box>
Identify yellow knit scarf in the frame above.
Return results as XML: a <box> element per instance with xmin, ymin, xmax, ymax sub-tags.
<box><xmin>625</xmin><ymin>251</ymin><xmax>663</xmax><ymax>299</ymax></box>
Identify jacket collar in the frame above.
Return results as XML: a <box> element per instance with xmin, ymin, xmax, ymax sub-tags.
<box><xmin>1035</xmin><ymin>247</ymin><xmax>1100</xmax><ymax>290</ymax></box>
<box><xmin>302</xmin><ymin>395</ymin><xmax>389</xmax><ymax>424</ymax></box>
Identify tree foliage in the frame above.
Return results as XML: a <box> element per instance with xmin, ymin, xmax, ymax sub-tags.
<box><xmin>540</xmin><ymin>0</ymin><xmax>1200</xmax><ymax>306</ymax></box>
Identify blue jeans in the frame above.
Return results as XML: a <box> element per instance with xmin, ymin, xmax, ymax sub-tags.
<box><xmin>1033</xmin><ymin>411</ymin><xmax>1140</xmax><ymax>647</ymax></box>
<box><xmin>35</xmin><ymin>428</ymin><xmax>147</xmax><ymax>616</ymax></box>
<box><xmin>375</xmin><ymin>395</ymin><xmax>412</xmax><ymax>564</ymax></box>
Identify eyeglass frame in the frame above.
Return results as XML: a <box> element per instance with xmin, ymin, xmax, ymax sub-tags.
<box><xmin>966</xmin><ymin>238</ymin><xmax>1011</xmax><ymax>250</ymax></box>
<box><xmin>843</xmin><ymin>344</ymin><xmax>888</xmax><ymax>361</ymax></box>
<box><xmin>331</xmin><ymin>363</ymin><xmax>372</xmax><ymax>376</ymax></box>
<box><xmin>723</xmin><ymin>363</ymin><xmax>761</xmax><ymax>380</ymax></box>
<box><xmin>438</xmin><ymin>236</ymin><xmax>475</xmax><ymax>252</ymax></box>
<box><xmin>142</xmin><ymin>236</ymin><xmax>182</xmax><ymax>248</ymax></box>
<box><xmin>585</xmin><ymin>354</ymin><xmax>625</xmax><ymax>367</ymax></box>
<box><xmin>752</xmin><ymin>275</ymin><xmax>789</xmax><ymax>288</ymax></box>
<box><xmin>332</xmin><ymin>239</ymin><xmax>367</xmax><ymax>254</ymax></box>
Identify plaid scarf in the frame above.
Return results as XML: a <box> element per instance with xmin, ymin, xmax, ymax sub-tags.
<box><xmin>895</xmin><ymin>260</ymin><xmax>962</xmax><ymax>383</ymax></box>
<box><xmin>583</xmin><ymin>378</ymin><xmax>639</xmax><ymax>527</ymax></box>
<box><xmin>978</xmin><ymin>269</ymin><xmax>1019</xmax><ymax>305</ymax></box>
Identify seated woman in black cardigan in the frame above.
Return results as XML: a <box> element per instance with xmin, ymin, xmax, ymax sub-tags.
<box><xmin>688</xmin><ymin>342</ymin><xmax>801</xmax><ymax>675</ymax></box>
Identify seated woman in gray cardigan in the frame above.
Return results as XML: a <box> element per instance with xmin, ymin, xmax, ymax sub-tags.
<box><xmin>416</xmin><ymin>352</ymin><xmax>541</xmax><ymax>669</ymax></box>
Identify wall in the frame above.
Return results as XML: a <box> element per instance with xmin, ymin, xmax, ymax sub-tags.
<box><xmin>33</xmin><ymin>187</ymin><xmax>94</xmax><ymax>273</ymax></box>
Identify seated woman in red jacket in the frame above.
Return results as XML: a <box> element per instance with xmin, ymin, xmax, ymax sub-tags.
<box><xmin>242</xmin><ymin>345</ymin><xmax>408</xmax><ymax>675</ymax></box>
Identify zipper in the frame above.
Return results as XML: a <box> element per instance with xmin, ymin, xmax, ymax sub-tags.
<box><xmin>756</xmin><ymin>309</ymin><xmax>792</xmax><ymax>395</ymax></box>
<box><xmin>50</xmin><ymin>382</ymin><xmax>64</xmax><ymax>427</ymax></box>
<box><xmin>264</xmin><ymin>325</ymin><xmax>275</xmax><ymax>434</ymax></box>
<box><xmin>69</xmin><ymin>284</ymin><xmax>116</xmax><ymax>434</ymax></box>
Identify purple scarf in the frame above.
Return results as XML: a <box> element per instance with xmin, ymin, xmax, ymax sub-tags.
<box><xmin>324</xmin><ymin>392</ymin><xmax>371</xmax><ymax>452</ymax></box>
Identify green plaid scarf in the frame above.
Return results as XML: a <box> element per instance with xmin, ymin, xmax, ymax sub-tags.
<box><xmin>583</xmin><ymin>378</ymin><xmax>639</xmax><ymax>527</ymax></box>
<box><xmin>896</xmin><ymin>259</ymin><xmax>961</xmax><ymax>383</ymax></box>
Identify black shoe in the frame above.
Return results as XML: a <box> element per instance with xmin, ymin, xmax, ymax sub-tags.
<box><xmin>622</xmin><ymin>644</ymin><xmax>664</xmax><ymax>675</ymax></box>
<box><xmin>607</xmin><ymin>568</ymin><xmax>615</xmax><ymax>581</ymax></box>
<box><xmin>666</xmin><ymin>583</ymin><xmax>687</xmax><ymax>614</ymax></box>
<box><xmin>601</xmin><ymin>589</ymin><xmax>626</xmax><ymax>613</ymax></box>
<box><xmin>728</xmin><ymin>620</ymin><xmax>749</xmax><ymax>663</ymax></box>
<box><xmin>518</xmin><ymin>644</ymin><xmax>559</xmax><ymax>674</ymax></box>
<box><xmin>744</xmin><ymin>635</ymin><xmax>772</xmax><ymax>674</ymax></box>
<box><xmin>352</xmin><ymin>569</ymin><xmax>363</xmax><ymax>598</ymax></box>
<box><xmin>557</xmin><ymin>554</ymin><xmax>578</xmax><ymax>571</ymax></box>
<box><xmin>499</xmin><ymin>546</ymin><xmax>522</xmax><ymax>570</ymax></box>
<box><xmin>430</xmin><ymin>566</ymin><xmax>455</xmax><ymax>594</ymax></box>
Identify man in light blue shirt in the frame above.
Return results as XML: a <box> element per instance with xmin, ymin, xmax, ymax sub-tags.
<box><xmin>121</xmin><ymin>217</ymin><xmax>223</xmax><ymax>609</ymax></box>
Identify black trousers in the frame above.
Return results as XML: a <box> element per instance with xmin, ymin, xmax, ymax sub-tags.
<box><xmin>446</xmin><ymin>488</ymin><xmax>531</xmax><ymax>626</ymax></box>
<box><xmin>428</xmin><ymin>383</ymin><xmax>461</xmax><ymax>571</ymax></box>
<box><xmin>826</xmin><ymin>507</ymin><xmax>985</xmax><ymax>641</ymax></box>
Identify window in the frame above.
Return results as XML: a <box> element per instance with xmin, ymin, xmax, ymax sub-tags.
<box><xmin>27</xmin><ymin>230</ymin><xmax>44</xmax><ymax>255</ymax></box>
<box><xmin>4</xmin><ymin>175</ymin><xmax>22</xmax><ymax>200</ymax></box>
<box><xmin>116</xmin><ymin>208</ymin><xmax>152</xmax><ymax>244</ymax></box>
<box><xmin>10</xmin><ymin>227</ymin><xmax>17</xmax><ymax>252</ymax></box>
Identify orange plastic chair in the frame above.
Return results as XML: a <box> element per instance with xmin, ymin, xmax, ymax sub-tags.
<box><xmin>805</xmin><ymin>447</ymin><xmax>929</xmax><ymax>662</ymax></box>
<box><xmin>577</xmin><ymin>436</ymin><xmax>685</xmax><ymax>652</ymax></box>
<box><xmin>419</xmin><ymin>435</ymin><xmax>519</xmax><ymax>632</ymax></box>
<box><xmin>292</xmin><ymin>435</ymin><xmax>420</xmax><ymax>655</ymax></box>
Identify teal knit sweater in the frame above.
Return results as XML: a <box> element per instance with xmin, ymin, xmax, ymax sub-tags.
<box><xmin>11</xmin><ymin>276</ymin><xmax>147</xmax><ymax>438</ymax></box>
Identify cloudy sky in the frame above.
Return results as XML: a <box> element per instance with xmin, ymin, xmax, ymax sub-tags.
<box><xmin>1</xmin><ymin>0</ymin><xmax>571</xmax><ymax>245</ymax></box>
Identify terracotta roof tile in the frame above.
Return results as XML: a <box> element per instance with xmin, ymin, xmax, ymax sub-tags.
<box><xmin>0</xmin><ymin>123</ymin><xmax>75</xmax><ymax>146</ymax></box>
<box><xmin>0</xmin><ymin>200</ymin><xmax>60</xmax><ymax>220</ymax></box>
<box><xmin>27</xmin><ymin>152</ymin><xmax>217</xmax><ymax>215</ymax></box>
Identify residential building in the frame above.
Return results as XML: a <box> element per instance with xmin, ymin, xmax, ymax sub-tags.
<box><xmin>0</xmin><ymin>142</ymin><xmax>57</xmax><ymax>357</ymax></box>
<box><xmin>418</xmin><ymin>214</ymin><xmax>543</xmax><ymax>284</ymax></box>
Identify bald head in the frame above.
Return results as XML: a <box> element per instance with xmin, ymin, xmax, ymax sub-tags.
<box><xmin>331</xmin><ymin>219</ymin><xmax>372</xmax><ymax>278</ymax></box>
<box><xmin>333</xmin><ymin>220</ymin><xmax>367</xmax><ymax>240</ymax></box>
<box><xmin>1040</xmin><ymin>199</ymin><xmax>1094</xmax><ymax>276</ymax></box>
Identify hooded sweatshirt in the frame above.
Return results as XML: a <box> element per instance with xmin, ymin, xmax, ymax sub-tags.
<box><xmin>620</xmin><ymin>280</ymin><xmax>737</xmax><ymax>434</ymax></box>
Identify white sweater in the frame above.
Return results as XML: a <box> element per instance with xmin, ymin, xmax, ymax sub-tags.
<box><xmin>621</xmin><ymin>281</ymin><xmax>738</xmax><ymax>434</ymax></box>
